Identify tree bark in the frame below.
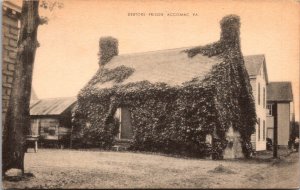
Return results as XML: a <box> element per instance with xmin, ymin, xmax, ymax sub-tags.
<box><xmin>2</xmin><ymin>0</ymin><xmax>40</xmax><ymax>174</ymax></box>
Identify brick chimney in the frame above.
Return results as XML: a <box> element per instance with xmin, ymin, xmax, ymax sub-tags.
<box><xmin>98</xmin><ymin>36</ymin><xmax>119</xmax><ymax>66</ymax></box>
<box><xmin>219</xmin><ymin>15</ymin><xmax>241</xmax><ymax>49</ymax></box>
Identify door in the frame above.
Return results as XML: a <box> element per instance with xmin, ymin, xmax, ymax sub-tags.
<box><xmin>114</xmin><ymin>107</ymin><xmax>134</xmax><ymax>140</ymax></box>
<box><xmin>120</xmin><ymin>107</ymin><xmax>134</xmax><ymax>139</ymax></box>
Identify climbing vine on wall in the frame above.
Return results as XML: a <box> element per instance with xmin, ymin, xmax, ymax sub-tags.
<box><xmin>185</xmin><ymin>15</ymin><xmax>256</xmax><ymax>157</ymax></box>
<box><xmin>72</xmin><ymin>15</ymin><xmax>256</xmax><ymax>158</ymax></box>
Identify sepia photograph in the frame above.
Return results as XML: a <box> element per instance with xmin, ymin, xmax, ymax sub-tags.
<box><xmin>1</xmin><ymin>0</ymin><xmax>300</xmax><ymax>189</ymax></box>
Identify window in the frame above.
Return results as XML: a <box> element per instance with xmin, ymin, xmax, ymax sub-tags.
<box><xmin>48</xmin><ymin>129</ymin><xmax>56</xmax><ymax>136</ymax></box>
<box><xmin>258</xmin><ymin>118</ymin><xmax>260</xmax><ymax>141</ymax></box>
<box><xmin>43</xmin><ymin>127</ymin><xmax>49</xmax><ymax>133</ymax></box>
<box><xmin>258</xmin><ymin>83</ymin><xmax>260</xmax><ymax>105</ymax></box>
<box><xmin>267</xmin><ymin>104</ymin><xmax>273</xmax><ymax>116</ymax></box>
<box><xmin>263</xmin><ymin>87</ymin><xmax>265</xmax><ymax>108</ymax></box>
<box><xmin>263</xmin><ymin>120</ymin><xmax>265</xmax><ymax>140</ymax></box>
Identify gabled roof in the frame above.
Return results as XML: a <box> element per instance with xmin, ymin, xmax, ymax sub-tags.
<box><xmin>30</xmin><ymin>97</ymin><xmax>77</xmax><ymax>116</ymax></box>
<box><xmin>95</xmin><ymin>47</ymin><xmax>223</xmax><ymax>89</ymax></box>
<box><xmin>267</xmin><ymin>82</ymin><xmax>293</xmax><ymax>102</ymax></box>
<box><xmin>244</xmin><ymin>54</ymin><xmax>268</xmax><ymax>83</ymax></box>
<box><xmin>93</xmin><ymin>48</ymin><xmax>268</xmax><ymax>90</ymax></box>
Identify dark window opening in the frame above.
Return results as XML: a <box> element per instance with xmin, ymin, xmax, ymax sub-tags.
<box><xmin>258</xmin><ymin>83</ymin><xmax>260</xmax><ymax>105</ymax></box>
<box><xmin>258</xmin><ymin>118</ymin><xmax>261</xmax><ymax>141</ymax></box>
<box><xmin>267</xmin><ymin>104</ymin><xmax>273</xmax><ymax>116</ymax></box>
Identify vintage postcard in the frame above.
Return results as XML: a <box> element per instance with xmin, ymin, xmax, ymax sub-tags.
<box><xmin>2</xmin><ymin>0</ymin><xmax>299</xmax><ymax>189</ymax></box>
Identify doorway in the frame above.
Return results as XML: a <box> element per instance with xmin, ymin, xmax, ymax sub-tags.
<box><xmin>114</xmin><ymin>107</ymin><xmax>134</xmax><ymax>140</ymax></box>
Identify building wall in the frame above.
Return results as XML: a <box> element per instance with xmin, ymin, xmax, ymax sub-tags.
<box><xmin>31</xmin><ymin>118</ymin><xmax>60</xmax><ymax>140</ymax></box>
<box><xmin>266</xmin><ymin>102</ymin><xmax>291</xmax><ymax>146</ymax></box>
<box><xmin>250</xmin><ymin>79</ymin><xmax>256</xmax><ymax>148</ymax></box>
<box><xmin>277</xmin><ymin>103</ymin><xmax>290</xmax><ymax>146</ymax></box>
<box><xmin>30</xmin><ymin>117</ymin><xmax>72</xmax><ymax>140</ymax></box>
<box><xmin>266</xmin><ymin>115</ymin><xmax>274</xmax><ymax>140</ymax></box>
<box><xmin>2</xmin><ymin>3</ymin><xmax>21</xmax><ymax>127</ymax></box>
<box><xmin>249</xmin><ymin>64</ymin><xmax>267</xmax><ymax>151</ymax></box>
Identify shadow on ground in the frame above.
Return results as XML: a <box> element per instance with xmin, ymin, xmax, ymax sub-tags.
<box><xmin>3</xmin><ymin>172</ymin><xmax>35</xmax><ymax>182</ymax></box>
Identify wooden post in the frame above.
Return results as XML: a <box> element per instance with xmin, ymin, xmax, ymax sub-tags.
<box><xmin>70</xmin><ymin>125</ymin><xmax>73</xmax><ymax>149</ymax></box>
<box><xmin>34</xmin><ymin>140</ymin><xmax>38</xmax><ymax>153</ymax></box>
<box><xmin>273</xmin><ymin>103</ymin><xmax>278</xmax><ymax>158</ymax></box>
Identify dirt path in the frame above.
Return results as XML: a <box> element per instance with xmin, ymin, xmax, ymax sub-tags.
<box><xmin>2</xmin><ymin>149</ymin><xmax>299</xmax><ymax>189</ymax></box>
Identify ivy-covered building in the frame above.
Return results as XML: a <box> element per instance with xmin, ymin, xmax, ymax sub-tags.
<box><xmin>74</xmin><ymin>15</ymin><xmax>257</xmax><ymax>159</ymax></box>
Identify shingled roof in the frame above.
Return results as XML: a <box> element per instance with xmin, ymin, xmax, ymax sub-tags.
<box><xmin>30</xmin><ymin>97</ymin><xmax>77</xmax><ymax>116</ymax></box>
<box><xmin>244</xmin><ymin>54</ymin><xmax>268</xmax><ymax>83</ymax></box>
<box><xmin>267</xmin><ymin>82</ymin><xmax>293</xmax><ymax>102</ymax></box>
<box><xmin>95</xmin><ymin>47</ymin><xmax>223</xmax><ymax>89</ymax></box>
<box><xmin>93</xmin><ymin>48</ymin><xmax>267</xmax><ymax>90</ymax></box>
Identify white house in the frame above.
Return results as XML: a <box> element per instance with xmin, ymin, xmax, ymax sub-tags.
<box><xmin>244</xmin><ymin>55</ymin><xmax>268</xmax><ymax>151</ymax></box>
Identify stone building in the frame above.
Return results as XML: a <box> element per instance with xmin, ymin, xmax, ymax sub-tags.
<box><xmin>75</xmin><ymin>15</ymin><xmax>257</xmax><ymax>159</ymax></box>
<box><xmin>2</xmin><ymin>1</ymin><xmax>21</xmax><ymax>127</ymax></box>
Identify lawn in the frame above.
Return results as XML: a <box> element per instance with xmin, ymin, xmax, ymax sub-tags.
<box><xmin>3</xmin><ymin>148</ymin><xmax>299</xmax><ymax>189</ymax></box>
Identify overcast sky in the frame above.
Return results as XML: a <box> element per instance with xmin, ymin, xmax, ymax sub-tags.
<box><xmin>11</xmin><ymin>0</ymin><xmax>299</xmax><ymax>120</ymax></box>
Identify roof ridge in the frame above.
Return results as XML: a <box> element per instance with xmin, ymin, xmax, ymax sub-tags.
<box><xmin>37</xmin><ymin>96</ymin><xmax>77</xmax><ymax>100</ymax></box>
<box><xmin>118</xmin><ymin>49</ymin><xmax>265</xmax><ymax>59</ymax></box>
<box><xmin>30</xmin><ymin>97</ymin><xmax>77</xmax><ymax>116</ymax></box>
<box><xmin>244</xmin><ymin>54</ymin><xmax>265</xmax><ymax>57</ymax></box>
<box><xmin>268</xmin><ymin>81</ymin><xmax>292</xmax><ymax>84</ymax></box>
<box><xmin>117</xmin><ymin>46</ymin><xmax>195</xmax><ymax>57</ymax></box>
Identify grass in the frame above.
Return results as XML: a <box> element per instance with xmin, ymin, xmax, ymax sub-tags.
<box><xmin>3</xmin><ymin>148</ymin><xmax>299</xmax><ymax>189</ymax></box>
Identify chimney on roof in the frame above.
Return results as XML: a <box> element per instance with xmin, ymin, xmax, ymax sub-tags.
<box><xmin>220</xmin><ymin>15</ymin><xmax>241</xmax><ymax>49</ymax></box>
<box><xmin>98</xmin><ymin>36</ymin><xmax>119</xmax><ymax>66</ymax></box>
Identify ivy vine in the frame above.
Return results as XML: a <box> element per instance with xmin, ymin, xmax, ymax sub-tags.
<box><xmin>72</xmin><ymin>15</ymin><xmax>256</xmax><ymax>158</ymax></box>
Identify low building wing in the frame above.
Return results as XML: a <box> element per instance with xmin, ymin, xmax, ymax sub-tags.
<box><xmin>30</xmin><ymin>97</ymin><xmax>77</xmax><ymax>116</ymax></box>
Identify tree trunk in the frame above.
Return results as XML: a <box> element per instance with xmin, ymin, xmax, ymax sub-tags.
<box><xmin>2</xmin><ymin>0</ymin><xmax>40</xmax><ymax>174</ymax></box>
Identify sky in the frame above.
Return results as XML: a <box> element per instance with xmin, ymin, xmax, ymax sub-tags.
<box><xmin>10</xmin><ymin>0</ymin><xmax>300</xmax><ymax>120</ymax></box>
